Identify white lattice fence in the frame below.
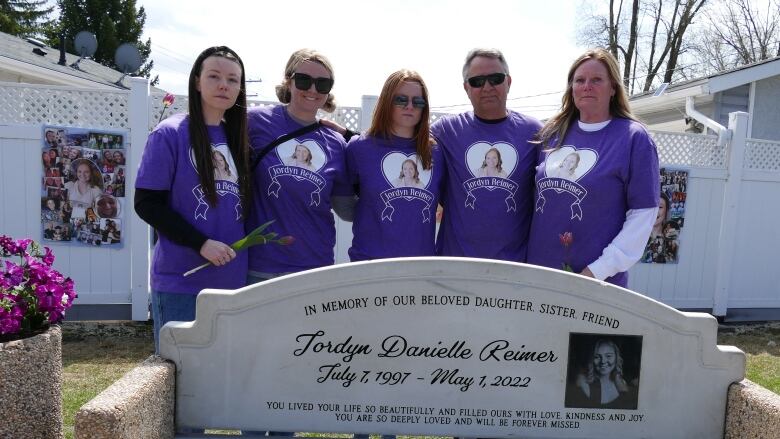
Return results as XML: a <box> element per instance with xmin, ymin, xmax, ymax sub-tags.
<box><xmin>0</xmin><ymin>82</ymin><xmax>130</xmax><ymax>128</ymax></box>
<box><xmin>745</xmin><ymin>138</ymin><xmax>780</xmax><ymax>171</ymax></box>
<box><xmin>650</xmin><ymin>130</ymin><xmax>725</xmax><ymax>168</ymax></box>
<box><xmin>148</xmin><ymin>93</ymin><xmax>363</xmax><ymax>132</ymax></box>
<box><xmin>429</xmin><ymin>112</ymin><xmax>449</xmax><ymax>125</ymax></box>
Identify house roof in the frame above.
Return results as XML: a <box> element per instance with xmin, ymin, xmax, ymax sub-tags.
<box><xmin>0</xmin><ymin>31</ymin><xmax>138</xmax><ymax>90</ymax></box>
<box><xmin>630</xmin><ymin>55</ymin><xmax>780</xmax><ymax>113</ymax></box>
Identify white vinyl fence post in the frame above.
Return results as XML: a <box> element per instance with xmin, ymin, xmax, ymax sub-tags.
<box><xmin>360</xmin><ymin>95</ymin><xmax>378</xmax><ymax>132</ymax></box>
<box><xmin>128</xmin><ymin>77</ymin><xmax>151</xmax><ymax>321</ymax></box>
<box><xmin>713</xmin><ymin>111</ymin><xmax>749</xmax><ymax>316</ymax></box>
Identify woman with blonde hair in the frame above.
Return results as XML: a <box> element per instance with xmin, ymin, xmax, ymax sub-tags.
<box><xmin>527</xmin><ymin>48</ymin><xmax>659</xmax><ymax>287</ymax></box>
<box><xmin>246</xmin><ymin>48</ymin><xmax>352</xmax><ymax>284</ymax></box>
<box><xmin>345</xmin><ymin>69</ymin><xmax>444</xmax><ymax>262</ymax></box>
<box><xmin>285</xmin><ymin>143</ymin><xmax>316</xmax><ymax>171</ymax></box>
<box><xmin>566</xmin><ymin>339</ymin><xmax>637</xmax><ymax>409</ymax></box>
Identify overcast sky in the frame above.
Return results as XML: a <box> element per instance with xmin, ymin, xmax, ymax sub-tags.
<box><xmin>138</xmin><ymin>0</ymin><xmax>585</xmax><ymax>119</ymax></box>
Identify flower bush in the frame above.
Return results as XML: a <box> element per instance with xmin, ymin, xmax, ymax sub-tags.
<box><xmin>0</xmin><ymin>236</ymin><xmax>76</xmax><ymax>340</ymax></box>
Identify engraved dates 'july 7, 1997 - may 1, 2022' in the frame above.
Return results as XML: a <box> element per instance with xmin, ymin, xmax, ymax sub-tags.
<box><xmin>292</xmin><ymin>293</ymin><xmax>621</xmax><ymax>392</ymax></box>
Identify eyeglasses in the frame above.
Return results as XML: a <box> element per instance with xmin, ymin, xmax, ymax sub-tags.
<box><xmin>467</xmin><ymin>73</ymin><xmax>506</xmax><ymax>88</ymax></box>
<box><xmin>291</xmin><ymin>73</ymin><xmax>334</xmax><ymax>94</ymax></box>
<box><xmin>392</xmin><ymin>95</ymin><xmax>427</xmax><ymax>109</ymax></box>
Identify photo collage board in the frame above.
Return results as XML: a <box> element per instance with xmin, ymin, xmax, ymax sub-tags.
<box><xmin>641</xmin><ymin>168</ymin><xmax>688</xmax><ymax>264</ymax></box>
<box><xmin>41</xmin><ymin>126</ymin><xmax>127</xmax><ymax>247</ymax></box>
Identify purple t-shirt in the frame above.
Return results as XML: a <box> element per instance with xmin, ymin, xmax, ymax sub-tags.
<box><xmin>346</xmin><ymin>134</ymin><xmax>445</xmax><ymax>261</ymax></box>
<box><xmin>247</xmin><ymin>105</ymin><xmax>351</xmax><ymax>274</ymax></box>
<box><xmin>526</xmin><ymin>118</ymin><xmax>660</xmax><ymax>287</ymax></box>
<box><xmin>135</xmin><ymin>113</ymin><xmax>248</xmax><ymax>294</ymax></box>
<box><xmin>431</xmin><ymin>111</ymin><xmax>542</xmax><ymax>261</ymax></box>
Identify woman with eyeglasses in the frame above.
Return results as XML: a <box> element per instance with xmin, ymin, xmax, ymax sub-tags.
<box><xmin>345</xmin><ymin>69</ymin><xmax>444</xmax><ymax>262</ymax></box>
<box><xmin>527</xmin><ymin>48</ymin><xmax>659</xmax><ymax>287</ymax></box>
<box><xmin>134</xmin><ymin>46</ymin><xmax>252</xmax><ymax>354</ymax></box>
<box><xmin>246</xmin><ymin>48</ymin><xmax>352</xmax><ymax>284</ymax></box>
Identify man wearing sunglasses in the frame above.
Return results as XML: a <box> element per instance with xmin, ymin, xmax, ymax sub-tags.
<box><xmin>432</xmin><ymin>48</ymin><xmax>542</xmax><ymax>262</ymax></box>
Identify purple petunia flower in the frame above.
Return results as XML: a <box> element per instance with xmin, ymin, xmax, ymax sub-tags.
<box><xmin>2</xmin><ymin>261</ymin><xmax>24</xmax><ymax>286</ymax></box>
<box><xmin>0</xmin><ymin>236</ymin><xmax>76</xmax><ymax>335</ymax></box>
<box><xmin>42</xmin><ymin>247</ymin><xmax>55</xmax><ymax>266</ymax></box>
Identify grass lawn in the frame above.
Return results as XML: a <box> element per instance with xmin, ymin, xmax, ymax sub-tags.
<box><xmin>718</xmin><ymin>323</ymin><xmax>780</xmax><ymax>394</ymax></box>
<box><xmin>61</xmin><ymin>322</ymin><xmax>780</xmax><ymax>439</ymax></box>
<box><xmin>62</xmin><ymin>335</ymin><xmax>154</xmax><ymax>439</ymax></box>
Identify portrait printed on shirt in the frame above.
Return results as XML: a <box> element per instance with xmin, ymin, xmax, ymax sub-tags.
<box><xmin>189</xmin><ymin>143</ymin><xmax>242</xmax><ymax>221</ymax></box>
<box><xmin>535</xmin><ymin>146</ymin><xmax>598</xmax><ymax>220</ymax></box>
<box><xmin>463</xmin><ymin>142</ymin><xmax>519</xmax><ymax>211</ymax></box>
<box><xmin>267</xmin><ymin>138</ymin><xmax>327</xmax><ymax>206</ymax></box>
<box><xmin>379</xmin><ymin>152</ymin><xmax>434</xmax><ymax>222</ymax></box>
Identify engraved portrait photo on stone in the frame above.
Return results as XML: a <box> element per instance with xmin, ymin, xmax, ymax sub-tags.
<box><xmin>564</xmin><ymin>333</ymin><xmax>642</xmax><ymax>410</ymax></box>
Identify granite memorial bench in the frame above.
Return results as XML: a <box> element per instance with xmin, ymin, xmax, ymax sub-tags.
<box><xmin>75</xmin><ymin>258</ymin><xmax>780</xmax><ymax>438</ymax></box>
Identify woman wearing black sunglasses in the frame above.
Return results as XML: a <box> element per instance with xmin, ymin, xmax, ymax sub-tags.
<box><xmin>246</xmin><ymin>49</ymin><xmax>352</xmax><ymax>286</ymax></box>
<box><xmin>344</xmin><ymin>69</ymin><xmax>444</xmax><ymax>263</ymax></box>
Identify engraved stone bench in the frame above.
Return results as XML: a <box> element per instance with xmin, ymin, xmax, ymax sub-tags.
<box><xmin>74</xmin><ymin>258</ymin><xmax>780</xmax><ymax>438</ymax></box>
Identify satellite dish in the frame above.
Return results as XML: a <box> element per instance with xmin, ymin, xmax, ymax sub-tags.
<box><xmin>70</xmin><ymin>31</ymin><xmax>97</xmax><ymax>70</ymax></box>
<box><xmin>114</xmin><ymin>43</ymin><xmax>142</xmax><ymax>86</ymax></box>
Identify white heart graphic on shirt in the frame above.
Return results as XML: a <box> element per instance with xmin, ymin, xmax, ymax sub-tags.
<box><xmin>276</xmin><ymin>139</ymin><xmax>325</xmax><ymax>176</ymax></box>
<box><xmin>544</xmin><ymin>146</ymin><xmax>598</xmax><ymax>184</ymax></box>
<box><xmin>382</xmin><ymin>152</ymin><xmax>431</xmax><ymax>191</ymax></box>
<box><xmin>466</xmin><ymin>142</ymin><xmax>518</xmax><ymax>183</ymax></box>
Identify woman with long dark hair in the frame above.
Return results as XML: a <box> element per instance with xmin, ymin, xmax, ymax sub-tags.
<box><xmin>134</xmin><ymin>46</ymin><xmax>252</xmax><ymax>352</ymax></box>
<box><xmin>345</xmin><ymin>69</ymin><xmax>444</xmax><ymax>261</ymax></box>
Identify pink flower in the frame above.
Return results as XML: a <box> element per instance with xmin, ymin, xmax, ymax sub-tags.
<box><xmin>559</xmin><ymin>232</ymin><xmax>574</xmax><ymax>272</ymax></box>
<box><xmin>42</xmin><ymin>247</ymin><xmax>55</xmax><ymax>266</ymax></box>
<box><xmin>157</xmin><ymin>93</ymin><xmax>176</xmax><ymax>124</ymax></box>
<box><xmin>277</xmin><ymin>236</ymin><xmax>295</xmax><ymax>246</ymax></box>
<box><xmin>162</xmin><ymin>92</ymin><xmax>175</xmax><ymax>107</ymax></box>
<box><xmin>0</xmin><ymin>235</ymin><xmax>76</xmax><ymax>336</ymax></box>
<box><xmin>559</xmin><ymin>232</ymin><xmax>573</xmax><ymax>248</ymax></box>
<box><xmin>0</xmin><ymin>236</ymin><xmax>14</xmax><ymax>254</ymax></box>
<box><xmin>2</xmin><ymin>261</ymin><xmax>24</xmax><ymax>287</ymax></box>
<box><xmin>0</xmin><ymin>294</ymin><xmax>25</xmax><ymax>334</ymax></box>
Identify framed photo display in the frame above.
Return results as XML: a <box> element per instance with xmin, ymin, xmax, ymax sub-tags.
<box><xmin>41</xmin><ymin>125</ymin><xmax>127</xmax><ymax>247</ymax></box>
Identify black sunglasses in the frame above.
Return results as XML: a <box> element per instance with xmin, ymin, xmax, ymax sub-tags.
<box><xmin>467</xmin><ymin>73</ymin><xmax>507</xmax><ymax>88</ymax></box>
<box><xmin>392</xmin><ymin>95</ymin><xmax>427</xmax><ymax>109</ymax></box>
<box><xmin>291</xmin><ymin>72</ymin><xmax>334</xmax><ymax>94</ymax></box>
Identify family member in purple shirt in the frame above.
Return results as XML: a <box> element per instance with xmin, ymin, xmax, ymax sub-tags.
<box><xmin>431</xmin><ymin>48</ymin><xmax>542</xmax><ymax>261</ymax></box>
<box><xmin>527</xmin><ymin>48</ymin><xmax>659</xmax><ymax>287</ymax></box>
<box><xmin>246</xmin><ymin>49</ymin><xmax>352</xmax><ymax>284</ymax></box>
<box><xmin>134</xmin><ymin>46</ymin><xmax>252</xmax><ymax>353</ymax></box>
<box><xmin>346</xmin><ymin>69</ymin><xmax>444</xmax><ymax>261</ymax></box>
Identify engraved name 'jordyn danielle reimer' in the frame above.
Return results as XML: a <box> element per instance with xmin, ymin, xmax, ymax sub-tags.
<box><xmin>293</xmin><ymin>331</ymin><xmax>558</xmax><ymax>363</ymax></box>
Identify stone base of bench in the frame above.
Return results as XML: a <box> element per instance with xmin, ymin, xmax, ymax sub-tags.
<box><xmin>75</xmin><ymin>355</ymin><xmax>175</xmax><ymax>439</ymax></box>
<box><xmin>75</xmin><ymin>354</ymin><xmax>780</xmax><ymax>439</ymax></box>
<box><xmin>725</xmin><ymin>379</ymin><xmax>780</xmax><ymax>439</ymax></box>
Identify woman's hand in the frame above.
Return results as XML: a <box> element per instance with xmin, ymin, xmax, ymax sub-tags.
<box><xmin>580</xmin><ymin>266</ymin><xmax>595</xmax><ymax>278</ymax></box>
<box><xmin>320</xmin><ymin>118</ymin><xmax>347</xmax><ymax>135</ymax></box>
<box><xmin>200</xmin><ymin>239</ymin><xmax>236</xmax><ymax>266</ymax></box>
